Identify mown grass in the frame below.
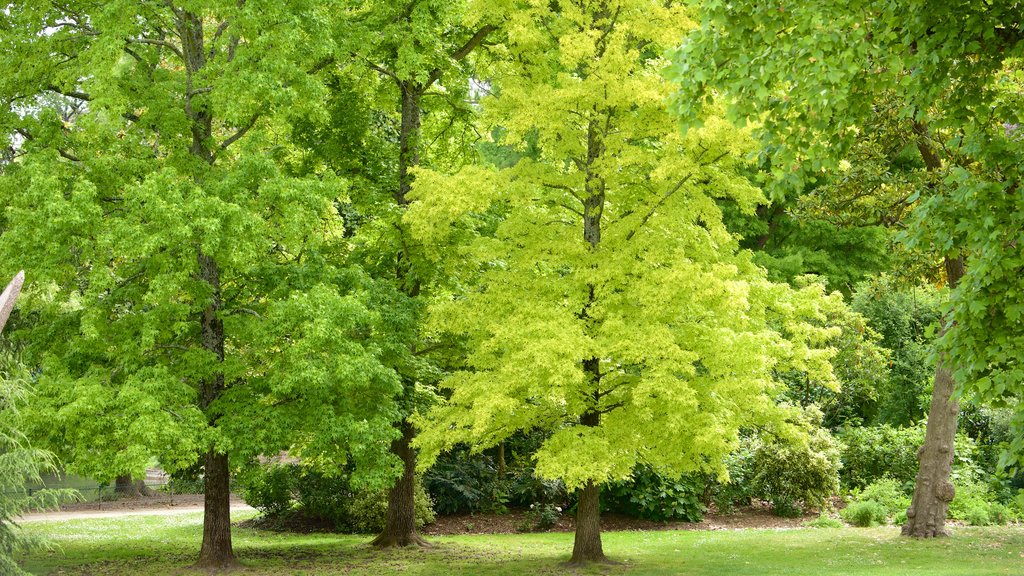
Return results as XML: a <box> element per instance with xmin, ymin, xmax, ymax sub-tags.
<box><xmin>18</xmin><ymin>510</ymin><xmax>1024</xmax><ymax>575</ymax></box>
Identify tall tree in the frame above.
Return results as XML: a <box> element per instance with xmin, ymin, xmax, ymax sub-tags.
<box><xmin>333</xmin><ymin>0</ymin><xmax>498</xmax><ymax>548</ymax></box>
<box><xmin>671</xmin><ymin>0</ymin><xmax>1023</xmax><ymax>537</ymax></box>
<box><xmin>409</xmin><ymin>0</ymin><xmax>841</xmax><ymax>563</ymax></box>
<box><xmin>0</xmin><ymin>1</ymin><xmax>399</xmax><ymax>567</ymax></box>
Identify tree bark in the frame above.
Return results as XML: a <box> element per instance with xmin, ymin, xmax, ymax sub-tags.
<box><xmin>372</xmin><ymin>421</ymin><xmax>429</xmax><ymax>547</ymax></box>
<box><xmin>902</xmin><ymin>255</ymin><xmax>965</xmax><ymax>538</ymax></box>
<box><xmin>114</xmin><ymin>475</ymin><xmax>156</xmax><ymax>498</ymax></box>
<box><xmin>196</xmin><ymin>450</ymin><xmax>235</xmax><ymax>568</ymax></box>
<box><xmin>570</xmin><ymin>480</ymin><xmax>606</xmax><ymax>564</ymax></box>
<box><xmin>194</xmin><ymin>252</ymin><xmax>236</xmax><ymax>567</ymax></box>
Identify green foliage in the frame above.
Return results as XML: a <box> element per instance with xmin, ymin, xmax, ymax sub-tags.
<box><xmin>803</xmin><ymin>514</ymin><xmax>843</xmax><ymax>529</ymax></box>
<box><xmin>748</xmin><ymin>412</ymin><xmax>842</xmax><ymax>515</ymax></box>
<box><xmin>0</xmin><ymin>0</ymin><xmax>402</xmax><ymax>494</ymax></box>
<box><xmin>240</xmin><ymin>464</ymin><xmax>435</xmax><ymax>533</ymax></box>
<box><xmin>948</xmin><ymin>481</ymin><xmax>1009</xmax><ymax>527</ymax></box>
<box><xmin>838</xmin><ymin>425</ymin><xmax>924</xmax><ymax>489</ymax></box>
<box><xmin>423</xmin><ymin>447</ymin><xmax>508</xmax><ymax>515</ymax></box>
<box><xmin>603</xmin><ymin>468</ymin><xmax>707</xmax><ymax>523</ymax></box>
<box><xmin>850</xmin><ymin>278</ymin><xmax>941</xmax><ymax>426</ymax></box>
<box><xmin>240</xmin><ymin>465</ymin><xmax>295</xmax><ymax>518</ymax></box>
<box><xmin>343</xmin><ymin>480</ymin><xmax>436</xmax><ymax>534</ymax></box>
<box><xmin>412</xmin><ymin>1</ymin><xmax>844</xmax><ymax>505</ymax></box>
<box><xmin>842</xmin><ymin>478</ymin><xmax>911</xmax><ymax>528</ymax></box>
<box><xmin>781</xmin><ymin>305</ymin><xmax>890</xmax><ymax>429</ymax></box>
<box><xmin>841</xmin><ymin>501</ymin><xmax>888</xmax><ymax>528</ymax></box>
<box><xmin>0</xmin><ymin>347</ymin><xmax>76</xmax><ymax>575</ymax></box>
<box><xmin>520</xmin><ymin>503</ymin><xmax>563</xmax><ymax>532</ymax></box>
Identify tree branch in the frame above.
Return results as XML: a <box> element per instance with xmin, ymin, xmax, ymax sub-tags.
<box><xmin>219</xmin><ymin>113</ymin><xmax>260</xmax><ymax>150</ymax></box>
<box><xmin>130</xmin><ymin>37</ymin><xmax>185</xmax><ymax>60</ymax></box>
<box><xmin>423</xmin><ymin>24</ymin><xmax>497</xmax><ymax>90</ymax></box>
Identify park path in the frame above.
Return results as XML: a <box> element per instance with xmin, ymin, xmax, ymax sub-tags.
<box><xmin>18</xmin><ymin>499</ymin><xmax>254</xmax><ymax>523</ymax></box>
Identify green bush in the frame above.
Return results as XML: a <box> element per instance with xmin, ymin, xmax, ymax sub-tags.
<box><xmin>603</xmin><ymin>467</ymin><xmax>707</xmax><ymax>522</ymax></box>
<box><xmin>343</xmin><ymin>480</ymin><xmax>436</xmax><ymax>533</ymax></box>
<box><xmin>856</xmin><ymin>478</ymin><xmax>910</xmax><ymax>519</ymax></box>
<box><xmin>423</xmin><ymin>447</ymin><xmax>507</xmax><ymax>515</ymax></box>
<box><xmin>947</xmin><ymin>480</ymin><xmax>1007</xmax><ymax>526</ymax></box>
<box><xmin>841</xmin><ymin>500</ymin><xmax>887</xmax><ymax>527</ymax></box>
<box><xmin>240</xmin><ymin>464</ymin><xmax>436</xmax><ymax>533</ymax></box>
<box><xmin>241</xmin><ymin>464</ymin><xmax>295</xmax><ymax>518</ymax></box>
<box><xmin>804</xmin><ymin>514</ymin><xmax>844</xmax><ymax>528</ymax></box>
<box><xmin>838</xmin><ymin>425</ymin><xmax>922</xmax><ymax>488</ymax></box>
<box><xmin>749</xmin><ymin>419</ymin><xmax>842</xmax><ymax>516</ymax></box>
<box><xmin>839</xmin><ymin>424</ymin><xmax>982</xmax><ymax>489</ymax></box>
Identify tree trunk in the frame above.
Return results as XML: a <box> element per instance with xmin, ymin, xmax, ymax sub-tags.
<box><xmin>497</xmin><ymin>442</ymin><xmax>506</xmax><ymax>477</ymax></box>
<box><xmin>196</xmin><ymin>450</ymin><xmax>235</xmax><ymax>568</ymax></box>
<box><xmin>114</xmin><ymin>475</ymin><xmax>156</xmax><ymax>498</ymax></box>
<box><xmin>194</xmin><ymin>250</ymin><xmax>236</xmax><ymax>567</ymax></box>
<box><xmin>902</xmin><ymin>255</ymin><xmax>965</xmax><ymax>538</ymax></box>
<box><xmin>570</xmin><ymin>480</ymin><xmax>606</xmax><ymax>564</ymax></box>
<box><xmin>372</xmin><ymin>421</ymin><xmax>428</xmax><ymax>547</ymax></box>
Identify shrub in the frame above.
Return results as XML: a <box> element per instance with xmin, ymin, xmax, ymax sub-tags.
<box><xmin>519</xmin><ymin>502</ymin><xmax>562</xmax><ymax>531</ymax></box>
<box><xmin>603</xmin><ymin>467</ymin><xmax>707</xmax><ymax>522</ymax></box>
<box><xmin>838</xmin><ymin>425</ymin><xmax>922</xmax><ymax>488</ymax></box>
<box><xmin>749</xmin><ymin>419</ymin><xmax>842</xmax><ymax>516</ymax></box>
<box><xmin>841</xmin><ymin>500</ymin><xmax>887</xmax><ymax>527</ymax></box>
<box><xmin>343</xmin><ymin>480</ymin><xmax>436</xmax><ymax>533</ymax></box>
<box><xmin>856</xmin><ymin>478</ymin><xmax>910</xmax><ymax>519</ymax></box>
<box><xmin>239</xmin><ymin>464</ymin><xmax>436</xmax><ymax>533</ymax></box>
<box><xmin>423</xmin><ymin>447</ymin><xmax>507</xmax><ymax>515</ymax></box>
<box><xmin>240</xmin><ymin>464</ymin><xmax>295</xmax><ymax>518</ymax></box>
<box><xmin>947</xmin><ymin>480</ymin><xmax>1007</xmax><ymax>527</ymax></box>
<box><xmin>804</xmin><ymin>514</ymin><xmax>844</xmax><ymax>529</ymax></box>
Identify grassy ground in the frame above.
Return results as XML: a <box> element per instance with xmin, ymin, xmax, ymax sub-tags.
<box><xmin>18</xmin><ymin>510</ymin><xmax>1024</xmax><ymax>575</ymax></box>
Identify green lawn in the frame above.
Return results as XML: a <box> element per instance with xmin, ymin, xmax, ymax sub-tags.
<box><xmin>18</xmin><ymin>511</ymin><xmax>1024</xmax><ymax>575</ymax></box>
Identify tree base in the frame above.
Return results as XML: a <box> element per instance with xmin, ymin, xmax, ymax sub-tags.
<box><xmin>370</xmin><ymin>531</ymin><xmax>431</xmax><ymax>548</ymax></box>
<box><xmin>193</xmin><ymin>554</ymin><xmax>241</xmax><ymax>572</ymax></box>
<box><xmin>901</xmin><ymin>524</ymin><xmax>949</xmax><ymax>538</ymax></box>
<box><xmin>565</xmin><ymin>554</ymin><xmax>618</xmax><ymax>567</ymax></box>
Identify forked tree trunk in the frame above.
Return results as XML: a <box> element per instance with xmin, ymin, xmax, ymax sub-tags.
<box><xmin>372</xmin><ymin>421</ymin><xmax>428</xmax><ymax>547</ymax></box>
<box><xmin>570</xmin><ymin>480</ymin><xmax>606</xmax><ymax>564</ymax></box>
<box><xmin>902</xmin><ymin>256</ymin><xmax>965</xmax><ymax>537</ymax></box>
<box><xmin>197</xmin><ymin>450</ymin><xmax>235</xmax><ymax>568</ymax></box>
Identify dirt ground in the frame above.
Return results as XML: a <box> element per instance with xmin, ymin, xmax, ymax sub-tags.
<box><xmin>421</xmin><ymin>503</ymin><xmax>816</xmax><ymax>536</ymax></box>
<box><xmin>24</xmin><ymin>493</ymin><xmax>816</xmax><ymax>533</ymax></box>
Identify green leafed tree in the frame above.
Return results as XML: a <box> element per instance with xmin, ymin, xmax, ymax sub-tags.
<box><xmin>408</xmin><ymin>1</ymin><xmax>842</xmax><ymax>563</ymax></box>
<box><xmin>670</xmin><ymin>0</ymin><xmax>1023</xmax><ymax>538</ymax></box>
<box><xmin>0</xmin><ymin>1</ymin><xmax>400</xmax><ymax>567</ymax></box>
<box><xmin>327</xmin><ymin>0</ymin><xmax>500</xmax><ymax>548</ymax></box>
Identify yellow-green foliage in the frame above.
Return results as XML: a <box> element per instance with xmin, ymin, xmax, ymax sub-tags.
<box><xmin>409</xmin><ymin>1</ymin><xmax>844</xmax><ymax>491</ymax></box>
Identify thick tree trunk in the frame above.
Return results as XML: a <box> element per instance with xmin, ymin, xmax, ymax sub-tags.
<box><xmin>570</xmin><ymin>480</ymin><xmax>606</xmax><ymax>564</ymax></box>
<box><xmin>497</xmin><ymin>442</ymin><xmax>506</xmax><ymax>476</ymax></box>
<box><xmin>372</xmin><ymin>421</ymin><xmax>428</xmax><ymax>547</ymax></box>
<box><xmin>902</xmin><ymin>256</ymin><xmax>965</xmax><ymax>538</ymax></box>
<box><xmin>196</xmin><ymin>450</ymin><xmax>235</xmax><ymax>568</ymax></box>
<box><xmin>114</xmin><ymin>475</ymin><xmax>155</xmax><ymax>498</ymax></box>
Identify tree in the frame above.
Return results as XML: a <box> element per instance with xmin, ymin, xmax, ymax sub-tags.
<box><xmin>330</xmin><ymin>0</ymin><xmax>499</xmax><ymax>548</ymax></box>
<box><xmin>0</xmin><ymin>1</ymin><xmax>399</xmax><ymax>567</ymax></box>
<box><xmin>670</xmin><ymin>0</ymin><xmax>1024</xmax><ymax>537</ymax></box>
<box><xmin>409</xmin><ymin>1</ymin><xmax>841</xmax><ymax>563</ymax></box>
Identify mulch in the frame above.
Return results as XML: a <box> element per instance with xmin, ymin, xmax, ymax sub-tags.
<box><xmin>237</xmin><ymin>502</ymin><xmax>817</xmax><ymax>536</ymax></box>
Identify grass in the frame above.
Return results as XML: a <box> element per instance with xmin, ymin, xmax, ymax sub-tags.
<box><xmin>17</xmin><ymin>511</ymin><xmax>1024</xmax><ymax>575</ymax></box>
